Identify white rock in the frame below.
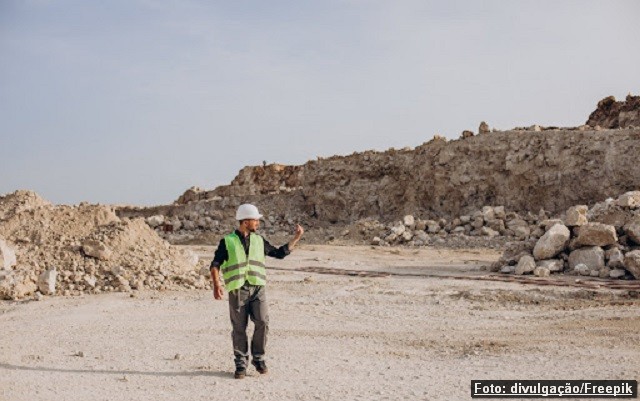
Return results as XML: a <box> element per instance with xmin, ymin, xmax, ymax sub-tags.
<box><xmin>37</xmin><ymin>268</ymin><xmax>57</xmax><ymax>295</ymax></box>
<box><xmin>533</xmin><ymin>224</ymin><xmax>569</xmax><ymax>260</ymax></box>
<box><xmin>84</xmin><ymin>275</ymin><xmax>97</xmax><ymax>288</ymax></box>
<box><xmin>515</xmin><ymin>255</ymin><xmax>536</xmax><ymax>275</ymax></box>
<box><xmin>371</xmin><ymin>236</ymin><xmax>381</xmax><ymax>245</ymax></box>
<box><xmin>146</xmin><ymin>215</ymin><xmax>165</xmax><ymax>228</ymax></box>
<box><xmin>183</xmin><ymin>249</ymin><xmax>199</xmax><ymax>266</ymax></box>
<box><xmin>0</xmin><ymin>238</ymin><xmax>17</xmax><ymax>270</ymax></box>
<box><xmin>533</xmin><ymin>267</ymin><xmax>550</xmax><ymax>277</ymax></box>
<box><xmin>616</xmin><ymin>191</ymin><xmax>640</xmax><ymax>208</ymax></box>
<box><xmin>390</xmin><ymin>224</ymin><xmax>405</xmax><ymax>236</ymax></box>
<box><xmin>402</xmin><ymin>231</ymin><xmax>413</xmax><ymax>242</ymax></box>
<box><xmin>565</xmin><ymin>205</ymin><xmax>588</xmax><ymax>226</ymax></box>
<box><xmin>403</xmin><ymin>215</ymin><xmax>415</xmax><ymax>227</ymax></box>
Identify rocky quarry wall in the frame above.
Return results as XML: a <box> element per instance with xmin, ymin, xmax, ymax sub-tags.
<box><xmin>118</xmin><ymin>96</ymin><xmax>640</xmax><ymax>246</ymax></box>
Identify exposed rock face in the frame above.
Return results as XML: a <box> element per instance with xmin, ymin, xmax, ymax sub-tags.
<box><xmin>153</xmin><ymin>127</ymin><xmax>640</xmax><ymax>228</ymax></box>
<box><xmin>533</xmin><ymin>224</ymin><xmax>569</xmax><ymax>260</ymax></box>
<box><xmin>586</xmin><ymin>94</ymin><xmax>640</xmax><ymax>129</ymax></box>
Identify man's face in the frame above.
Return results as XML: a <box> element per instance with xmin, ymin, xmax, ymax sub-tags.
<box><xmin>243</xmin><ymin>219</ymin><xmax>260</xmax><ymax>233</ymax></box>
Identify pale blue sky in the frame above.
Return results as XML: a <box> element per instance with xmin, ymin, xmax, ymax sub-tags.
<box><xmin>1</xmin><ymin>0</ymin><xmax>639</xmax><ymax>205</ymax></box>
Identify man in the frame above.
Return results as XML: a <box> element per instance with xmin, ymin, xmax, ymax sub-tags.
<box><xmin>210</xmin><ymin>203</ymin><xmax>304</xmax><ymax>379</ymax></box>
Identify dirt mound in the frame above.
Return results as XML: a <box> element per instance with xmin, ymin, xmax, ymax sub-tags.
<box><xmin>0</xmin><ymin>191</ymin><xmax>209</xmax><ymax>300</ymax></box>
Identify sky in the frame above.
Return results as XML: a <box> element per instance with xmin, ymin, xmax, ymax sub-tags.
<box><xmin>1</xmin><ymin>0</ymin><xmax>639</xmax><ymax>206</ymax></box>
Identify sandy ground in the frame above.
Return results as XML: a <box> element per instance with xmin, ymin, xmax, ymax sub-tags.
<box><xmin>1</xmin><ymin>245</ymin><xmax>639</xmax><ymax>401</ymax></box>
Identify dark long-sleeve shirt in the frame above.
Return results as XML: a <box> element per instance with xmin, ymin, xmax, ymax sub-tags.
<box><xmin>210</xmin><ymin>230</ymin><xmax>290</xmax><ymax>270</ymax></box>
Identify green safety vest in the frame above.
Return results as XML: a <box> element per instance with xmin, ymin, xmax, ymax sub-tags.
<box><xmin>220</xmin><ymin>232</ymin><xmax>267</xmax><ymax>291</ymax></box>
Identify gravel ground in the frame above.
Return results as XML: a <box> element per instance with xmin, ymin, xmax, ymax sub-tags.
<box><xmin>1</xmin><ymin>245</ymin><xmax>639</xmax><ymax>401</ymax></box>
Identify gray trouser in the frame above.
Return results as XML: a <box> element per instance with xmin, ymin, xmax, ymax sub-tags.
<box><xmin>228</xmin><ymin>283</ymin><xmax>269</xmax><ymax>368</ymax></box>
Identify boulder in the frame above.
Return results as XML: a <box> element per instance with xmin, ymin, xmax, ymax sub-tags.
<box><xmin>565</xmin><ymin>205</ymin><xmax>588</xmax><ymax>226</ymax></box>
<box><xmin>533</xmin><ymin>224</ymin><xmax>570</xmax><ymax>260</ymax></box>
<box><xmin>623</xmin><ymin>250</ymin><xmax>640</xmax><ymax>279</ymax></box>
<box><xmin>536</xmin><ymin>259</ymin><xmax>564</xmax><ymax>272</ymax></box>
<box><xmin>617</xmin><ymin>191</ymin><xmax>640</xmax><ymax>208</ymax></box>
<box><xmin>482</xmin><ymin>206</ymin><xmax>495</xmax><ymax>222</ymax></box>
<box><xmin>533</xmin><ymin>267</ymin><xmax>550</xmax><ymax>277</ymax></box>
<box><xmin>146</xmin><ymin>215</ymin><xmax>165</xmax><ymax>228</ymax></box>
<box><xmin>480</xmin><ymin>226</ymin><xmax>499</xmax><ymax>238</ymax></box>
<box><xmin>82</xmin><ymin>240</ymin><xmax>113</xmax><ymax>261</ymax></box>
<box><xmin>609</xmin><ymin>269</ymin><xmax>627</xmax><ymax>279</ymax></box>
<box><xmin>0</xmin><ymin>238</ymin><xmax>17</xmax><ymax>270</ymax></box>
<box><xmin>485</xmin><ymin>219</ymin><xmax>505</xmax><ymax>233</ymax></box>
<box><xmin>624</xmin><ymin>217</ymin><xmax>640</xmax><ymax>244</ymax></box>
<box><xmin>500</xmin><ymin>265</ymin><xmax>515</xmax><ymax>274</ymax></box>
<box><xmin>371</xmin><ymin>236</ymin><xmax>381</xmax><ymax>245</ymax></box>
<box><xmin>512</xmin><ymin>225</ymin><xmax>530</xmax><ymax>240</ymax></box>
<box><xmin>37</xmin><ymin>268</ymin><xmax>57</xmax><ymax>295</ymax></box>
<box><xmin>575</xmin><ymin>223</ymin><xmax>618</xmax><ymax>247</ymax></box>
<box><xmin>403</xmin><ymin>215</ymin><xmax>415</xmax><ymax>227</ymax></box>
<box><xmin>515</xmin><ymin>255</ymin><xmax>536</xmax><ymax>275</ymax></box>
<box><xmin>606</xmin><ymin>248</ymin><xmax>625</xmax><ymax>269</ymax></box>
<box><xmin>494</xmin><ymin>206</ymin><xmax>506</xmax><ymax>220</ymax></box>
<box><xmin>568</xmin><ymin>247</ymin><xmax>605</xmax><ymax>271</ymax></box>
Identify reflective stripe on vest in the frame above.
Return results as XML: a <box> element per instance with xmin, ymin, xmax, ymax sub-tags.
<box><xmin>220</xmin><ymin>233</ymin><xmax>266</xmax><ymax>291</ymax></box>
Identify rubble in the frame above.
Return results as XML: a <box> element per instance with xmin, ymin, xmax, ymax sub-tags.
<box><xmin>0</xmin><ymin>190</ymin><xmax>206</xmax><ymax>300</ymax></box>
<box><xmin>494</xmin><ymin>190</ymin><xmax>640</xmax><ymax>280</ymax></box>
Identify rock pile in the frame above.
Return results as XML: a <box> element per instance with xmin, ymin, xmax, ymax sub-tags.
<box><xmin>0</xmin><ymin>190</ymin><xmax>208</xmax><ymax>300</ymax></box>
<box><xmin>493</xmin><ymin>191</ymin><xmax>640</xmax><ymax>280</ymax></box>
<box><xmin>371</xmin><ymin>206</ymin><xmax>549</xmax><ymax>247</ymax></box>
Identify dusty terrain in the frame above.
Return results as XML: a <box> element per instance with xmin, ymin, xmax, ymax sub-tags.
<box><xmin>1</xmin><ymin>245</ymin><xmax>639</xmax><ymax>401</ymax></box>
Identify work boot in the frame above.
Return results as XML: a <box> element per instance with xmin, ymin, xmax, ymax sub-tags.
<box><xmin>234</xmin><ymin>367</ymin><xmax>246</xmax><ymax>379</ymax></box>
<box><xmin>251</xmin><ymin>359</ymin><xmax>268</xmax><ymax>374</ymax></box>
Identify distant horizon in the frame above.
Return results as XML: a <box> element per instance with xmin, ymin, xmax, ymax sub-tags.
<box><xmin>2</xmin><ymin>1</ymin><xmax>639</xmax><ymax>206</ymax></box>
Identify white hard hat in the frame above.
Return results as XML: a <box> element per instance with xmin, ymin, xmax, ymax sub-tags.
<box><xmin>236</xmin><ymin>204</ymin><xmax>263</xmax><ymax>220</ymax></box>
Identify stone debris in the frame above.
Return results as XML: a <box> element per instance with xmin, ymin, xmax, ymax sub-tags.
<box><xmin>495</xmin><ymin>193</ymin><xmax>640</xmax><ymax>280</ymax></box>
<box><xmin>0</xmin><ymin>190</ymin><xmax>207</xmax><ymax>300</ymax></box>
